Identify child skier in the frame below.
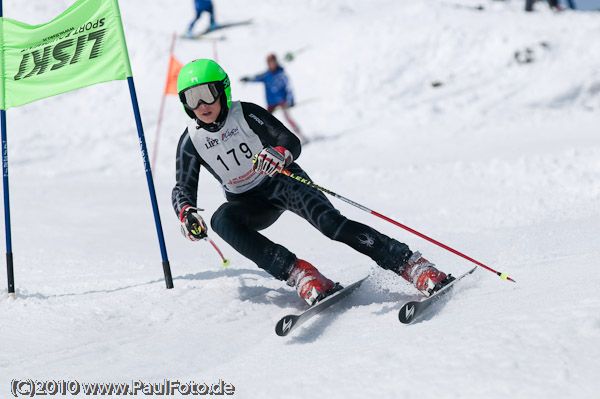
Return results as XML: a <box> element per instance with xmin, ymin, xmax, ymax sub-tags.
<box><xmin>240</xmin><ymin>54</ymin><xmax>308</xmax><ymax>143</ymax></box>
<box><xmin>173</xmin><ymin>59</ymin><xmax>452</xmax><ymax>306</ymax></box>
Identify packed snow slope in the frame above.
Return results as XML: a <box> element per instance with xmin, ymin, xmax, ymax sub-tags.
<box><xmin>1</xmin><ymin>1</ymin><xmax>599</xmax><ymax>398</ymax></box>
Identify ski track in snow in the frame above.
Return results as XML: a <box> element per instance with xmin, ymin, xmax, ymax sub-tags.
<box><xmin>1</xmin><ymin>1</ymin><xmax>599</xmax><ymax>398</ymax></box>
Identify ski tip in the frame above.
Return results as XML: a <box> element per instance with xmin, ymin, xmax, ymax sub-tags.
<box><xmin>398</xmin><ymin>302</ymin><xmax>418</xmax><ymax>324</ymax></box>
<box><xmin>275</xmin><ymin>314</ymin><xmax>299</xmax><ymax>337</ymax></box>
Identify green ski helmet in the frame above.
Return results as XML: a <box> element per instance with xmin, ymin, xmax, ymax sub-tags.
<box><xmin>177</xmin><ymin>59</ymin><xmax>231</xmax><ymax>122</ymax></box>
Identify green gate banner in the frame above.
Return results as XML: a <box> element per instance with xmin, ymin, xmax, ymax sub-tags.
<box><xmin>0</xmin><ymin>0</ymin><xmax>132</xmax><ymax>109</ymax></box>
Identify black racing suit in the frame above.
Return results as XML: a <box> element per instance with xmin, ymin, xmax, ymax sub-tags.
<box><xmin>172</xmin><ymin>101</ymin><xmax>412</xmax><ymax>281</ymax></box>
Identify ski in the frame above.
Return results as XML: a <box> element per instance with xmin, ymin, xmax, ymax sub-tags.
<box><xmin>398</xmin><ymin>267</ymin><xmax>477</xmax><ymax>324</ymax></box>
<box><xmin>181</xmin><ymin>19</ymin><xmax>253</xmax><ymax>40</ymax></box>
<box><xmin>275</xmin><ymin>276</ymin><xmax>368</xmax><ymax>337</ymax></box>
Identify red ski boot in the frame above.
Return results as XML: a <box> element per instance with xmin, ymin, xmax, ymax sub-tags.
<box><xmin>287</xmin><ymin>259</ymin><xmax>335</xmax><ymax>306</ymax></box>
<box><xmin>401</xmin><ymin>252</ymin><xmax>452</xmax><ymax>297</ymax></box>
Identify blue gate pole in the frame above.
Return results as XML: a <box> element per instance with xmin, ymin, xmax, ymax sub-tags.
<box><xmin>127</xmin><ymin>77</ymin><xmax>174</xmax><ymax>289</ymax></box>
<box><xmin>1</xmin><ymin>110</ymin><xmax>15</xmax><ymax>297</ymax></box>
<box><xmin>1</xmin><ymin>1</ymin><xmax>16</xmax><ymax>297</ymax></box>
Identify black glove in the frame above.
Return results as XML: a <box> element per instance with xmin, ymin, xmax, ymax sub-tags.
<box><xmin>240</xmin><ymin>76</ymin><xmax>251</xmax><ymax>82</ymax></box>
<box><xmin>179</xmin><ymin>206</ymin><xmax>208</xmax><ymax>241</ymax></box>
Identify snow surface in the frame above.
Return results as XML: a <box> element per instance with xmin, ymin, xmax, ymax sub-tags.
<box><xmin>1</xmin><ymin>0</ymin><xmax>599</xmax><ymax>398</ymax></box>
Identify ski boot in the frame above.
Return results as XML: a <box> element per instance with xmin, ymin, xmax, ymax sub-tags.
<box><xmin>401</xmin><ymin>251</ymin><xmax>454</xmax><ymax>297</ymax></box>
<box><xmin>287</xmin><ymin>259</ymin><xmax>337</xmax><ymax>306</ymax></box>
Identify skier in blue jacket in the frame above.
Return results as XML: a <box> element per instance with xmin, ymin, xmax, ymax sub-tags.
<box><xmin>186</xmin><ymin>0</ymin><xmax>217</xmax><ymax>38</ymax></box>
<box><xmin>240</xmin><ymin>54</ymin><xmax>308</xmax><ymax>143</ymax></box>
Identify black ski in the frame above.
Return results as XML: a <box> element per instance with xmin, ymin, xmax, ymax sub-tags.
<box><xmin>398</xmin><ymin>267</ymin><xmax>477</xmax><ymax>324</ymax></box>
<box><xmin>275</xmin><ymin>276</ymin><xmax>368</xmax><ymax>337</ymax></box>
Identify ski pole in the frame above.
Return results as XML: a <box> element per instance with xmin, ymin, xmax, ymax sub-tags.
<box><xmin>206</xmin><ymin>236</ymin><xmax>230</xmax><ymax>267</ymax></box>
<box><xmin>279</xmin><ymin>168</ymin><xmax>515</xmax><ymax>283</ymax></box>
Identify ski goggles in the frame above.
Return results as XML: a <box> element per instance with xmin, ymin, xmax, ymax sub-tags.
<box><xmin>180</xmin><ymin>82</ymin><xmax>223</xmax><ymax>110</ymax></box>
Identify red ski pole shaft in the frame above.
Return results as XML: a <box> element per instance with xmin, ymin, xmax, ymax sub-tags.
<box><xmin>280</xmin><ymin>168</ymin><xmax>515</xmax><ymax>283</ymax></box>
<box><xmin>205</xmin><ymin>237</ymin><xmax>230</xmax><ymax>267</ymax></box>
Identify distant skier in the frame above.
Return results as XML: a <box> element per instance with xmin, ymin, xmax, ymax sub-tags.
<box><xmin>525</xmin><ymin>0</ymin><xmax>569</xmax><ymax>11</ymax></box>
<box><xmin>240</xmin><ymin>54</ymin><xmax>309</xmax><ymax>143</ymax></box>
<box><xmin>173</xmin><ymin>59</ymin><xmax>452</xmax><ymax>306</ymax></box>
<box><xmin>186</xmin><ymin>0</ymin><xmax>217</xmax><ymax>38</ymax></box>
